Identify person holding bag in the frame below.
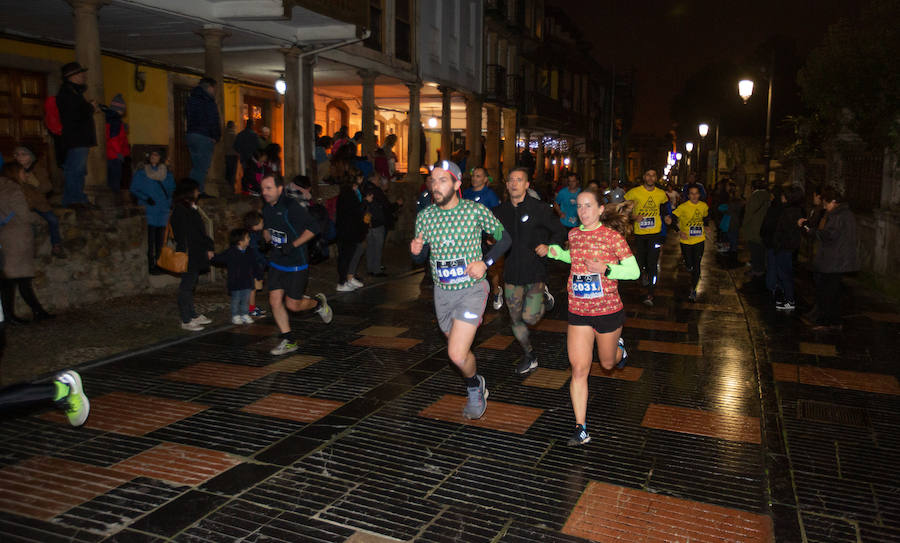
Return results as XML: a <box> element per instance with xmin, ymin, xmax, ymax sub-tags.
<box><xmin>170</xmin><ymin>179</ymin><xmax>215</xmax><ymax>331</ymax></box>
<box><xmin>130</xmin><ymin>149</ymin><xmax>175</xmax><ymax>275</ymax></box>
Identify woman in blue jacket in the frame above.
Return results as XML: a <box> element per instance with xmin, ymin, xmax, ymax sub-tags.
<box><xmin>130</xmin><ymin>149</ymin><xmax>175</xmax><ymax>274</ymax></box>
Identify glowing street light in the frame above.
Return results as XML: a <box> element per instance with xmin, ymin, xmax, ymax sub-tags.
<box><xmin>685</xmin><ymin>142</ymin><xmax>693</xmax><ymax>152</ymax></box>
<box><xmin>698</xmin><ymin>123</ymin><xmax>709</xmax><ymax>138</ymax></box>
<box><xmin>563</xmin><ymin>157</ymin><xmax>571</xmax><ymax>166</ymax></box>
<box><xmin>274</xmin><ymin>74</ymin><xmax>286</xmax><ymax>95</ymax></box>
<box><xmin>738</xmin><ymin>79</ymin><xmax>754</xmax><ymax>104</ymax></box>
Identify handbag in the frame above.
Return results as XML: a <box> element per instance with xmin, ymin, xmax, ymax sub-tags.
<box><xmin>157</xmin><ymin>222</ymin><xmax>188</xmax><ymax>273</ymax></box>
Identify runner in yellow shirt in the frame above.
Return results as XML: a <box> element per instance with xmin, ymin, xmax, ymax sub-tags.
<box><xmin>665</xmin><ymin>183</ymin><xmax>710</xmax><ymax>301</ymax></box>
<box><xmin>625</xmin><ymin>167</ymin><xmax>667</xmax><ymax>306</ymax></box>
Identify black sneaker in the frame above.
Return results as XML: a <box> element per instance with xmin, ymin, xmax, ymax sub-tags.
<box><xmin>616</xmin><ymin>337</ymin><xmax>628</xmax><ymax>370</ymax></box>
<box><xmin>515</xmin><ymin>351</ymin><xmax>538</xmax><ymax>374</ymax></box>
<box><xmin>567</xmin><ymin>424</ymin><xmax>591</xmax><ymax>446</ymax></box>
<box><xmin>543</xmin><ymin>285</ymin><xmax>555</xmax><ymax>312</ymax></box>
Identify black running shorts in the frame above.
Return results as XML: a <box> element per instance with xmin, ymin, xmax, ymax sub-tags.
<box><xmin>567</xmin><ymin>309</ymin><xmax>626</xmax><ymax>334</ymax></box>
<box><xmin>268</xmin><ymin>268</ymin><xmax>309</xmax><ymax>300</ymax></box>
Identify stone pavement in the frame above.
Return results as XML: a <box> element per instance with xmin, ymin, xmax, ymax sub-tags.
<box><xmin>0</xmin><ymin>234</ymin><xmax>897</xmax><ymax>542</ymax></box>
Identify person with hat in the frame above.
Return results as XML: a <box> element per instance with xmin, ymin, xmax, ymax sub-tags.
<box><xmin>56</xmin><ymin>61</ymin><xmax>99</xmax><ymax>208</ymax></box>
<box><xmin>410</xmin><ymin>160</ymin><xmax>512</xmax><ymax>420</ymax></box>
<box><xmin>104</xmin><ymin>93</ymin><xmax>130</xmax><ymax>196</ymax></box>
<box><xmin>130</xmin><ymin>149</ymin><xmax>175</xmax><ymax>274</ymax></box>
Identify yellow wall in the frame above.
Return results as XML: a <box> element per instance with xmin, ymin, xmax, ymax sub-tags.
<box><xmin>2</xmin><ymin>38</ymin><xmax>281</xmax><ymax>150</ymax></box>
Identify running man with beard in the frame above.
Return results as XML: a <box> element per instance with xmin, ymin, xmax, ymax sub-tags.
<box><xmin>411</xmin><ymin>161</ymin><xmax>512</xmax><ymax>419</ymax></box>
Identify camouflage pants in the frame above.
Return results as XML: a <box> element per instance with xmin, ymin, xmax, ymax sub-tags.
<box><xmin>504</xmin><ymin>282</ymin><xmax>546</xmax><ymax>352</ymax></box>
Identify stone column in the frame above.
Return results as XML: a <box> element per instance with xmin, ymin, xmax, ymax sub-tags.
<box><xmin>281</xmin><ymin>47</ymin><xmax>301</xmax><ymax>179</ymax></box>
<box><xmin>465</xmin><ymin>93</ymin><xmax>483</xmax><ymax>169</ymax></box>
<box><xmin>199</xmin><ymin>26</ymin><xmax>229</xmax><ymax>195</ymax></box>
<box><xmin>406</xmin><ymin>82</ymin><xmax>423</xmax><ymax>183</ymax></box>
<box><xmin>535</xmin><ymin>135</ymin><xmax>545</xmax><ymax>185</ymax></box>
<box><xmin>502</xmin><ymin>107</ymin><xmax>517</xmax><ymax>178</ymax></box>
<box><xmin>359</xmin><ymin>70</ymin><xmax>377</xmax><ymax>157</ymax></box>
<box><xmin>301</xmin><ymin>56</ymin><xmax>317</xmax><ymax>193</ymax></box>
<box><xmin>485</xmin><ymin>104</ymin><xmax>501</xmax><ymax>183</ymax></box>
<box><xmin>438</xmin><ymin>85</ymin><xmax>453</xmax><ymax>161</ymax></box>
<box><xmin>70</xmin><ymin>0</ymin><xmax>110</xmax><ymax>202</ymax></box>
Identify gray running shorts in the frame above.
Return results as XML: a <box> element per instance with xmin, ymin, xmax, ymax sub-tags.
<box><xmin>433</xmin><ymin>281</ymin><xmax>490</xmax><ymax>334</ymax></box>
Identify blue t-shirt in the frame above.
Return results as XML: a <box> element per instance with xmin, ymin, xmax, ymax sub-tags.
<box><xmin>555</xmin><ymin>187</ymin><xmax>581</xmax><ymax>227</ymax></box>
<box><xmin>462</xmin><ymin>186</ymin><xmax>500</xmax><ymax>209</ymax></box>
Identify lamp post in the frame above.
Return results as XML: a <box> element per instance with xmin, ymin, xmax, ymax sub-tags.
<box><xmin>685</xmin><ymin>141</ymin><xmax>694</xmax><ymax>177</ymax></box>
<box><xmin>698</xmin><ymin>123</ymin><xmax>709</xmax><ymax>181</ymax></box>
<box><xmin>738</xmin><ymin>58</ymin><xmax>774</xmax><ymax>183</ymax></box>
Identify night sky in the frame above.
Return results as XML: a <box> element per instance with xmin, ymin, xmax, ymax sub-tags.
<box><xmin>553</xmin><ymin>0</ymin><xmax>868</xmax><ymax>135</ymax></box>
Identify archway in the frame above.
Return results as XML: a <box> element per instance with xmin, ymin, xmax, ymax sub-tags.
<box><xmin>325</xmin><ymin>99</ymin><xmax>349</xmax><ymax>137</ymax></box>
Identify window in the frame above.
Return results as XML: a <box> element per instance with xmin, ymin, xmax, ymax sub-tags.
<box><xmin>395</xmin><ymin>0</ymin><xmax>412</xmax><ymax>61</ymax></box>
<box><xmin>365</xmin><ymin>0</ymin><xmax>383</xmax><ymax>52</ymax></box>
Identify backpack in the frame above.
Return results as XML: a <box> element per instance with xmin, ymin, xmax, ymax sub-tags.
<box><xmin>44</xmin><ymin>96</ymin><xmax>63</xmax><ymax>136</ymax></box>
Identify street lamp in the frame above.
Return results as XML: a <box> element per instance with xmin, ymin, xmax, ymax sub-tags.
<box><xmin>698</xmin><ymin>123</ymin><xmax>709</xmax><ymax>138</ymax></box>
<box><xmin>738</xmin><ymin>80</ymin><xmax>753</xmax><ymax>104</ymax></box>
<box><xmin>274</xmin><ymin>74</ymin><xmax>286</xmax><ymax>95</ymax></box>
<box><xmin>685</xmin><ymin>142</ymin><xmax>693</xmax><ymax>152</ymax></box>
<box><xmin>697</xmin><ymin>124</ymin><xmax>709</xmax><ymax>181</ymax></box>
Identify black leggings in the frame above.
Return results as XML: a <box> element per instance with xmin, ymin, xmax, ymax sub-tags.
<box><xmin>633</xmin><ymin>234</ymin><xmax>663</xmax><ymax>293</ymax></box>
<box><xmin>0</xmin><ymin>277</ymin><xmax>44</xmax><ymax>318</ymax></box>
<box><xmin>0</xmin><ymin>381</ymin><xmax>56</xmax><ymax>412</ymax></box>
<box><xmin>148</xmin><ymin>225</ymin><xmax>166</xmax><ymax>270</ymax></box>
<box><xmin>680</xmin><ymin>241</ymin><xmax>704</xmax><ymax>290</ymax></box>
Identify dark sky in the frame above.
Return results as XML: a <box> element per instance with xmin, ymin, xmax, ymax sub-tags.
<box><xmin>553</xmin><ymin>0</ymin><xmax>867</xmax><ymax>135</ymax></box>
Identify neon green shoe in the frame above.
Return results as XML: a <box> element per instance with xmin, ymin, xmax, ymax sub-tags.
<box><xmin>55</xmin><ymin>370</ymin><xmax>90</xmax><ymax>427</ymax></box>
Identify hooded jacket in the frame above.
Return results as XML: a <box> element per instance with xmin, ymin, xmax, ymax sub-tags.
<box><xmin>811</xmin><ymin>203</ymin><xmax>859</xmax><ymax>273</ymax></box>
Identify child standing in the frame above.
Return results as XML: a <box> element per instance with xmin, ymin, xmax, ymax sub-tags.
<box><xmin>211</xmin><ymin>228</ymin><xmax>259</xmax><ymax>325</ymax></box>
<box><xmin>243</xmin><ymin>211</ymin><xmax>268</xmax><ymax>318</ymax></box>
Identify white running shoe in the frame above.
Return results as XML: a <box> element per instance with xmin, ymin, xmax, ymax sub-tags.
<box><xmin>181</xmin><ymin>321</ymin><xmax>205</xmax><ymax>331</ymax></box>
<box><xmin>56</xmin><ymin>370</ymin><xmax>90</xmax><ymax>427</ymax></box>
<box><xmin>492</xmin><ymin>287</ymin><xmax>504</xmax><ymax>310</ymax></box>
<box><xmin>231</xmin><ymin>315</ymin><xmax>243</xmax><ymax>325</ymax></box>
<box><xmin>336</xmin><ymin>282</ymin><xmax>356</xmax><ymax>292</ymax></box>
<box><xmin>241</xmin><ymin>314</ymin><xmax>254</xmax><ymax>324</ymax></box>
<box><xmin>348</xmin><ymin>277</ymin><xmax>364</xmax><ymax>288</ymax></box>
<box><xmin>315</xmin><ymin>293</ymin><xmax>333</xmax><ymax>324</ymax></box>
<box><xmin>270</xmin><ymin>338</ymin><xmax>300</xmax><ymax>356</ymax></box>
<box><xmin>191</xmin><ymin>314</ymin><xmax>212</xmax><ymax>325</ymax></box>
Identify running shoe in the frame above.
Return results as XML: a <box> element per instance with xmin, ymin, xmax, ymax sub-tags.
<box><xmin>641</xmin><ymin>273</ymin><xmax>650</xmax><ymax>287</ymax></box>
<box><xmin>567</xmin><ymin>424</ymin><xmax>591</xmax><ymax>446</ymax></box>
<box><xmin>776</xmin><ymin>301</ymin><xmax>796</xmax><ymax>311</ymax></box>
<box><xmin>688</xmin><ymin>289</ymin><xmax>697</xmax><ymax>302</ymax></box>
<box><xmin>315</xmin><ymin>293</ymin><xmax>333</xmax><ymax>324</ymax></box>
<box><xmin>231</xmin><ymin>315</ymin><xmax>243</xmax><ymax>325</ymax></box>
<box><xmin>616</xmin><ymin>337</ymin><xmax>628</xmax><ymax>370</ymax></box>
<box><xmin>241</xmin><ymin>314</ymin><xmax>254</xmax><ymax>324</ymax></box>
<box><xmin>249</xmin><ymin>307</ymin><xmax>266</xmax><ymax>317</ymax></box>
<box><xmin>191</xmin><ymin>314</ymin><xmax>212</xmax><ymax>325</ymax></box>
<box><xmin>181</xmin><ymin>321</ymin><xmax>205</xmax><ymax>331</ymax></box>
<box><xmin>348</xmin><ymin>277</ymin><xmax>364</xmax><ymax>288</ymax></box>
<box><xmin>515</xmin><ymin>351</ymin><xmax>538</xmax><ymax>375</ymax></box>
<box><xmin>270</xmin><ymin>338</ymin><xmax>300</xmax><ymax>356</ymax></box>
<box><xmin>492</xmin><ymin>287</ymin><xmax>504</xmax><ymax>310</ymax></box>
<box><xmin>56</xmin><ymin>370</ymin><xmax>90</xmax><ymax>427</ymax></box>
<box><xmin>543</xmin><ymin>285</ymin><xmax>555</xmax><ymax>311</ymax></box>
<box><xmin>336</xmin><ymin>282</ymin><xmax>356</xmax><ymax>292</ymax></box>
<box><xmin>462</xmin><ymin>375</ymin><xmax>489</xmax><ymax>420</ymax></box>
<box><xmin>642</xmin><ymin>295</ymin><xmax>654</xmax><ymax>307</ymax></box>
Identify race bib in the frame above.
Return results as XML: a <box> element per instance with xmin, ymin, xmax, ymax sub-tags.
<box><xmin>689</xmin><ymin>225</ymin><xmax>703</xmax><ymax>237</ymax></box>
<box><xmin>435</xmin><ymin>258</ymin><xmax>468</xmax><ymax>284</ymax></box>
<box><xmin>639</xmin><ymin>216</ymin><xmax>656</xmax><ymax>229</ymax></box>
<box><xmin>269</xmin><ymin>228</ymin><xmax>287</xmax><ymax>246</ymax></box>
<box><xmin>572</xmin><ymin>273</ymin><xmax>603</xmax><ymax>298</ymax></box>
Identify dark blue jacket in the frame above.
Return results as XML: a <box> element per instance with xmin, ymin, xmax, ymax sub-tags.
<box><xmin>186</xmin><ymin>86</ymin><xmax>221</xmax><ymax>141</ymax></box>
<box><xmin>211</xmin><ymin>246</ymin><xmax>258</xmax><ymax>292</ymax></box>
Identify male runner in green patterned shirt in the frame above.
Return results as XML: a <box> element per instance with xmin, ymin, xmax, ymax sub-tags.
<box><xmin>411</xmin><ymin>161</ymin><xmax>511</xmax><ymax>419</ymax></box>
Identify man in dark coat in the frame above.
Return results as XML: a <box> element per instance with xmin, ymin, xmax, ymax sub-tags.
<box><xmin>185</xmin><ymin>77</ymin><xmax>221</xmax><ymax>194</ymax></box>
<box><xmin>233</xmin><ymin>120</ymin><xmax>260</xmax><ymax>190</ymax></box>
<box><xmin>56</xmin><ymin>62</ymin><xmax>98</xmax><ymax>208</ymax></box>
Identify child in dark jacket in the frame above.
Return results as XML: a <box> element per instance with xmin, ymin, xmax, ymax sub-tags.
<box><xmin>211</xmin><ymin>228</ymin><xmax>259</xmax><ymax>325</ymax></box>
<box><xmin>243</xmin><ymin>211</ymin><xmax>268</xmax><ymax>317</ymax></box>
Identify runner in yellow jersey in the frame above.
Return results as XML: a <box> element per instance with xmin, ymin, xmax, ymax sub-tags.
<box><xmin>665</xmin><ymin>183</ymin><xmax>710</xmax><ymax>301</ymax></box>
<box><xmin>624</xmin><ymin>167</ymin><xmax>667</xmax><ymax>306</ymax></box>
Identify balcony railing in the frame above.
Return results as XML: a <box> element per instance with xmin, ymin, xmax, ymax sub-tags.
<box><xmin>485</xmin><ymin>64</ymin><xmax>507</xmax><ymax>103</ymax></box>
<box><xmin>506</xmin><ymin>74</ymin><xmax>522</xmax><ymax>106</ymax></box>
